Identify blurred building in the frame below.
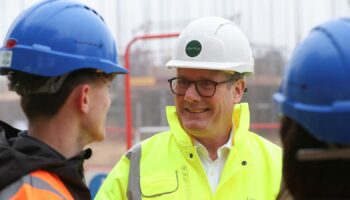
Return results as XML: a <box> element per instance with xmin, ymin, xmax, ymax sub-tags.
<box><xmin>1</xmin><ymin>0</ymin><xmax>350</xmax><ymax>167</ymax></box>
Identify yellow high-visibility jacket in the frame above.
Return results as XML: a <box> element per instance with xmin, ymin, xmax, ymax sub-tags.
<box><xmin>96</xmin><ymin>103</ymin><xmax>282</xmax><ymax>200</ymax></box>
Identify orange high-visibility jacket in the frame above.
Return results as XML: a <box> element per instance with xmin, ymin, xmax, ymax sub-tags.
<box><xmin>0</xmin><ymin>170</ymin><xmax>74</xmax><ymax>200</ymax></box>
<box><xmin>0</xmin><ymin>120</ymin><xmax>92</xmax><ymax>200</ymax></box>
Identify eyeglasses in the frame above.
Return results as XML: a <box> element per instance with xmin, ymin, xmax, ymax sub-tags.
<box><xmin>168</xmin><ymin>77</ymin><xmax>235</xmax><ymax>97</ymax></box>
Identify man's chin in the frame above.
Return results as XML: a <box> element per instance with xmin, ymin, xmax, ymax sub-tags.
<box><xmin>183</xmin><ymin>124</ymin><xmax>207</xmax><ymax>134</ymax></box>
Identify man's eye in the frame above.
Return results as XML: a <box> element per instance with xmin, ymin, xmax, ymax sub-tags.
<box><xmin>199</xmin><ymin>80</ymin><xmax>215</xmax><ymax>89</ymax></box>
<box><xmin>177</xmin><ymin>79</ymin><xmax>189</xmax><ymax>87</ymax></box>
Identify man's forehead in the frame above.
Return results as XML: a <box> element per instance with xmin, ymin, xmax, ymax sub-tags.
<box><xmin>176</xmin><ymin>68</ymin><xmax>226</xmax><ymax>77</ymax></box>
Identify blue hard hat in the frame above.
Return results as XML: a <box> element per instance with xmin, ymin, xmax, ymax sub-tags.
<box><xmin>274</xmin><ymin>18</ymin><xmax>350</xmax><ymax>144</ymax></box>
<box><xmin>0</xmin><ymin>0</ymin><xmax>127</xmax><ymax>77</ymax></box>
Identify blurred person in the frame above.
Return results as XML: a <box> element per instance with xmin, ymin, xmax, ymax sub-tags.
<box><xmin>96</xmin><ymin>16</ymin><xmax>282</xmax><ymax>200</ymax></box>
<box><xmin>274</xmin><ymin>18</ymin><xmax>350</xmax><ymax>199</ymax></box>
<box><xmin>0</xmin><ymin>0</ymin><xmax>127</xmax><ymax>199</ymax></box>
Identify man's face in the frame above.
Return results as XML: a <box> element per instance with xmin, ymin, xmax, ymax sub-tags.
<box><xmin>174</xmin><ymin>68</ymin><xmax>244</xmax><ymax>140</ymax></box>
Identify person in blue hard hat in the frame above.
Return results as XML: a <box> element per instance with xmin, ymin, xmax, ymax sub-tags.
<box><xmin>274</xmin><ymin>18</ymin><xmax>350</xmax><ymax>199</ymax></box>
<box><xmin>0</xmin><ymin>0</ymin><xmax>127</xmax><ymax>199</ymax></box>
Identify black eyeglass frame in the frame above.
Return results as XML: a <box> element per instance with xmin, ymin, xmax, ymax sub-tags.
<box><xmin>167</xmin><ymin>76</ymin><xmax>237</xmax><ymax>97</ymax></box>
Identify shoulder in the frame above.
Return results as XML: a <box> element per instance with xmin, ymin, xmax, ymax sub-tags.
<box><xmin>246</xmin><ymin>131</ymin><xmax>281</xmax><ymax>153</ymax></box>
<box><xmin>95</xmin><ymin>133</ymin><xmax>174</xmax><ymax>200</ymax></box>
<box><xmin>142</xmin><ymin>130</ymin><xmax>173</xmax><ymax>148</ymax></box>
<box><xmin>102</xmin><ymin>131</ymin><xmax>173</xmax><ymax>176</ymax></box>
<box><xmin>238</xmin><ymin>131</ymin><xmax>282</xmax><ymax>167</ymax></box>
<box><xmin>0</xmin><ymin>170</ymin><xmax>73</xmax><ymax>200</ymax></box>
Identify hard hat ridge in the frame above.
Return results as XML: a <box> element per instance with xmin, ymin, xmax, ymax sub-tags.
<box><xmin>166</xmin><ymin>16</ymin><xmax>254</xmax><ymax>74</ymax></box>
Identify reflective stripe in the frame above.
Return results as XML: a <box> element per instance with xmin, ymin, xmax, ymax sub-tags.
<box><xmin>0</xmin><ymin>173</ymin><xmax>68</xmax><ymax>200</ymax></box>
<box><xmin>0</xmin><ymin>176</ymin><xmax>24</xmax><ymax>199</ymax></box>
<box><xmin>127</xmin><ymin>142</ymin><xmax>142</xmax><ymax>200</ymax></box>
<box><xmin>30</xmin><ymin>171</ymin><xmax>73</xmax><ymax>199</ymax></box>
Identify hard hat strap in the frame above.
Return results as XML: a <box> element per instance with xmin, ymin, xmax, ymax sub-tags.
<box><xmin>297</xmin><ymin>148</ymin><xmax>350</xmax><ymax>161</ymax></box>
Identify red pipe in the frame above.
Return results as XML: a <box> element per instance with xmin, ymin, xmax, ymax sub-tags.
<box><xmin>124</xmin><ymin>33</ymin><xmax>180</xmax><ymax>149</ymax></box>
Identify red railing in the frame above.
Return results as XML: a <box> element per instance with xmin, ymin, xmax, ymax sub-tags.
<box><xmin>124</xmin><ymin>33</ymin><xmax>180</xmax><ymax>149</ymax></box>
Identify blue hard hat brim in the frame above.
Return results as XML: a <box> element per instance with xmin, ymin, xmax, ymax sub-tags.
<box><xmin>0</xmin><ymin>46</ymin><xmax>128</xmax><ymax>76</ymax></box>
<box><xmin>274</xmin><ymin>92</ymin><xmax>350</xmax><ymax>144</ymax></box>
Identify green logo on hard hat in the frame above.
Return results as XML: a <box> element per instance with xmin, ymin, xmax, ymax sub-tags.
<box><xmin>186</xmin><ymin>40</ymin><xmax>202</xmax><ymax>57</ymax></box>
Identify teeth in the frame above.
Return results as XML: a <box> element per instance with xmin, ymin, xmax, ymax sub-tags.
<box><xmin>187</xmin><ymin>108</ymin><xmax>206</xmax><ymax>113</ymax></box>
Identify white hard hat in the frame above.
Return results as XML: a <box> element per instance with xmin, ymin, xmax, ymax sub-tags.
<box><xmin>166</xmin><ymin>16</ymin><xmax>254</xmax><ymax>74</ymax></box>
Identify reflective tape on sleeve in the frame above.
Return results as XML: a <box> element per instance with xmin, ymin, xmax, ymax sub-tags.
<box><xmin>127</xmin><ymin>142</ymin><xmax>142</xmax><ymax>200</ymax></box>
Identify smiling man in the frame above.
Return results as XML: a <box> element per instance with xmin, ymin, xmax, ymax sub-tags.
<box><xmin>96</xmin><ymin>16</ymin><xmax>282</xmax><ymax>200</ymax></box>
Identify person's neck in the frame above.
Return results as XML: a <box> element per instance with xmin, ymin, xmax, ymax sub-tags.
<box><xmin>195</xmin><ymin>131</ymin><xmax>231</xmax><ymax>161</ymax></box>
<box><xmin>28</xmin><ymin>116</ymin><xmax>86</xmax><ymax>159</ymax></box>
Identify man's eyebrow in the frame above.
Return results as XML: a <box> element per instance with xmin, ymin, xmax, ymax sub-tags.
<box><xmin>176</xmin><ymin>75</ymin><xmax>214</xmax><ymax>80</ymax></box>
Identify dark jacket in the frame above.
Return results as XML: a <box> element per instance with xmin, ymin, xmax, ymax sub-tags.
<box><xmin>0</xmin><ymin>120</ymin><xmax>92</xmax><ymax>199</ymax></box>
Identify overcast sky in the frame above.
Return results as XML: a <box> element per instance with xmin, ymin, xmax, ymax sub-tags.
<box><xmin>1</xmin><ymin>0</ymin><xmax>350</xmax><ymax>55</ymax></box>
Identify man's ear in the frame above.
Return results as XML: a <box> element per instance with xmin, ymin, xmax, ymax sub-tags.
<box><xmin>233</xmin><ymin>79</ymin><xmax>246</xmax><ymax>103</ymax></box>
<box><xmin>75</xmin><ymin>84</ymin><xmax>91</xmax><ymax>114</ymax></box>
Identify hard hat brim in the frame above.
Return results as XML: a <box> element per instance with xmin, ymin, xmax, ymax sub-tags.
<box><xmin>165</xmin><ymin>60</ymin><xmax>253</xmax><ymax>74</ymax></box>
<box><xmin>0</xmin><ymin>46</ymin><xmax>128</xmax><ymax>77</ymax></box>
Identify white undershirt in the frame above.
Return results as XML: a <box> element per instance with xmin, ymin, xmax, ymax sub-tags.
<box><xmin>194</xmin><ymin>131</ymin><xmax>233</xmax><ymax>193</ymax></box>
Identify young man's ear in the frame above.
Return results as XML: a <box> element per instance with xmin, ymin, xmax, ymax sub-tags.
<box><xmin>233</xmin><ymin>79</ymin><xmax>246</xmax><ymax>103</ymax></box>
<box><xmin>75</xmin><ymin>84</ymin><xmax>91</xmax><ymax>114</ymax></box>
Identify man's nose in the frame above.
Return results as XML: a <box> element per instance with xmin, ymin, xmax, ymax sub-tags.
<box><xmin>184</xmin><ymin>83</ymin><xmax>201</xmax><ymax>102</ymax></box>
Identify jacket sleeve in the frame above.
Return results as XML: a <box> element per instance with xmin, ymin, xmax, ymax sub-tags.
<box><xmin>0</xmin><ymin>171</ymin><xmax>74</xmax><ymax>200</ymax></box>
<box><xmin>95</xmin><ymin>155</ymin><xmax>131</xmax><ymax>200</ymax></box>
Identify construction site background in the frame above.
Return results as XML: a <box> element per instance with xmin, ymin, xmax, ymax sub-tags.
<box><xmin>1</xmin><ymin>0</ymin><xmax>349</xmax><ymax>195</ymax></box>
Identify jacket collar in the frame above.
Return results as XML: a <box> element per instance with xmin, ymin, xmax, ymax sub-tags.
<box><xmin>166</xmin><ymin>103</ymin><xmax>251</xmax><ymax>147</ymax></box>
<box><xmin>166</xmin><ymin>106</ymin><xmax>193</xmax><ymax>146</ymax></box>
<box><xmin>232</xmin><ymin>103</ymin><xmax>250</xmax><ymax>148</ymax></box>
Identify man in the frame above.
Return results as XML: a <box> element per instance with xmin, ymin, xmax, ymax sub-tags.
<box><xmin>96</xmin><ymin>16</ymin><xmax>281</xmax><ymax>199</ymax></box>
<box><xmin>0</xmin><ymin>0</ymin><xmax>127</xmax><ymax>199</ymax></box>
<box><xmin>275</xmin><ymin>18</ymin><xmax>350</xmax><ymax>199</ymax></box>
